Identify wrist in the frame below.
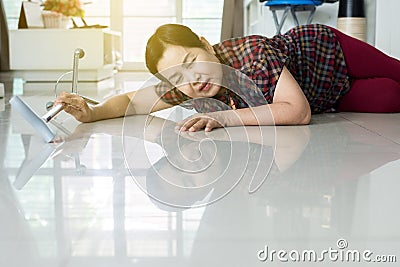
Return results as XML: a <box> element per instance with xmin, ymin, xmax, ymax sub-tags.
<box><xmin>82</xmin><ymin>105</ymin><xmax>96</xmax><ymax>122</ymax></box>
<box><xmin>221</xmin><ymin>110</ymin><xmax>243</xmax><ymax>127</ymax></box>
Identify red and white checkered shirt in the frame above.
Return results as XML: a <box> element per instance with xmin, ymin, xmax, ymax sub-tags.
<box><xmin>155</xmin><ymin>24</ymin><xmax>350</xmax><ymax>114</ymax></box>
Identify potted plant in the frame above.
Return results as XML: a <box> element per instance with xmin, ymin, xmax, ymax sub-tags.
<box><xmin>42</xmin><ymin>0</ymin><xmax>85</xmax><ymax>28</ymax></box>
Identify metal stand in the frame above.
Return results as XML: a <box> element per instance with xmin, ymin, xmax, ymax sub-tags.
<box><xmin>269</xmin><ymin>4</ymin><xmax>317</xmax><ymax>34</ymax></box>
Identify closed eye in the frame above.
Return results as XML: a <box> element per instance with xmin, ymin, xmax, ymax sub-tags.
<box><xmin>186</xmin><ymin>56</ymin><xmax>197</xmax><ymax>68</ymax></box>
<box><xmin>176</xmin><ymin>74</ymin><xmax>183</xmax><ymax>84</ymax></box>
<box><xmin>169</xmin><ymin>72</ymin><xmax>183</xmax><ymax>85</ymax></box>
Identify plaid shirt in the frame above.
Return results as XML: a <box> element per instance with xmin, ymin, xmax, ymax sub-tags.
<box><xmin>155</xmin><ymin>24</ymin><xmax>350</xmax><ymax>113</ymax></box>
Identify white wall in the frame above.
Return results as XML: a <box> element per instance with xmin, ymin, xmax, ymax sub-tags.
<box><xmin>375</xmin><ymin>0</ymin><xmax>400</xmax><ymax>59</ymax></box>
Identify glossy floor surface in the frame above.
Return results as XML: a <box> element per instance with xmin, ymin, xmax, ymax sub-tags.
<box><xmin>0</xmin><ymin>72</ymin><xmax>399</xmax><ymax>266</ymax></box>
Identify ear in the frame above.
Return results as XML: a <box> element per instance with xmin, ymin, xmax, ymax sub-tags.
<box><xmin>199</xmin><ymin>36</ymin><xmax>215</xmax><ymax>55</ymax></box>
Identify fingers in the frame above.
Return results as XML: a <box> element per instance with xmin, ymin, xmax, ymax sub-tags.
<box><xmin>205</xmin><ymin>120</ymin><xmax>220</xmax><ymax>132</ymax></box>
<box><xmin>188</xmin><ymin>119</ymin><xmax>208</xmax><ymax>132</ymax></box>
<box><xmin>175</xmin><ymin>117</ymin><xmax>203</xmax><ymax>132</ymax></box>
<box><xmin>54</xmin><ymin>92</ymin><xmax>70</xmax><ymax>106</ymax></box>
<box><xmin>176</xmin><ymin>114</ymin><xmax>223</xmax><ymax>132</ymax></box>
<box><xmin>56</xmin><ymin>92</ymin><xmax>86</xmax><ymax>110</ymax></box>
<box><xmin>54</xmin><ymin>92</ymin><xmax>92</xmax><ymax>122</ymax></box>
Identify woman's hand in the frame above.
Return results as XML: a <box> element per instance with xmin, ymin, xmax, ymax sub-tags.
<box><xmin>175</xmin><ymin>112</ymin><xmax>229</xmax><ymax>132</ymax></box>
<box><xmin>54</xmin><ymin>92</ymin><xmax>93</xmax><ymax>123</ymax></box>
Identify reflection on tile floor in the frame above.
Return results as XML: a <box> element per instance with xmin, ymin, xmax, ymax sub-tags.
<box><xmin>0</xmin><ymin>72</ymin><xmax>399</xmax><ymax>266</ymax></box>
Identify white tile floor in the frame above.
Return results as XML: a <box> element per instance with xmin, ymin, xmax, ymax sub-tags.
<box><xmin>0</xmin><ymin>72</ymin><xmax>399</xmax><ymax>266</ymax></box>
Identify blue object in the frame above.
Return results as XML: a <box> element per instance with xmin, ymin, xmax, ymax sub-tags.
<box><xmin>263</xmin><ymin>0</ymin><xmax>323</xmax><ymax>34</ymax></box>
<box><xmin>264</xmin><ymin>0</ymin><xmax>322</xmax><ymax>6</ymax></box>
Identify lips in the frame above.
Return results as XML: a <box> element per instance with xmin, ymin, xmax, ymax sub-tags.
<box><xmin>198</xmin><ymin>81</ymin><xmax>211</xmax><ymax>92</ymax></box>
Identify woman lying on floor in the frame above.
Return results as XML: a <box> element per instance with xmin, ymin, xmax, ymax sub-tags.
<box><xmin>55</xmin><ymin>23</ymin><xmax>400</xmax><ymax>132</ymax></box>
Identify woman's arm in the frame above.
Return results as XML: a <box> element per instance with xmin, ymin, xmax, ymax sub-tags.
<box><xmin>55</xmin><ymin>85</ymin><xmax>173</xmax><ymax>123</ymax></box>
<box><xmin>176</xmin><ymin>66</ymin><xmax>311</xmax><ymax>131</ymax></box>
<box><xmin>226</xmin><ymin>66</ymin><xmax>311</xmax><ymax>126</ymax></box>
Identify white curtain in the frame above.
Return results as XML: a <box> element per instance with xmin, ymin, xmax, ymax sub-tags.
<box><xmin>220</xmin><ymin>0</ymin><xmax>243</xmax><ymax>41</ymax></box>
<box><xmin>0</xmin><ymin>0</ymin><xmax>9</xmax><ymax>71</ymax></box>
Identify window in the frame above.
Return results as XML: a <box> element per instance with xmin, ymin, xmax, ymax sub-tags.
<box><xmin>120</xmin><ymin>0</ymin><xmax>224</xmax><ymax>69</ymax></box>
<box><xmin>3</xmin><ymin>0</ymin><xmax>224</xmax><ymax>70</ymax></box>
<box><xmin>3</xmin><ymin>0</ymin><xmax>23</xmax><ymax>29</ymax></box>
<box><xmin>182</xmin><ymin>0</ymin><xmax>223</xmax><ymax>45</ymax></box>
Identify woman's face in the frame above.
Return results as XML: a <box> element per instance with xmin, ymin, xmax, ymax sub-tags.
<box><xmin>156</xmin><ymin>39</ymin><xmax>223</xmax><ymax>98</ymax></box>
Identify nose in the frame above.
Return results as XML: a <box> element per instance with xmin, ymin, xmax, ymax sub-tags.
<box><xmin>187</xmin><ymin>71</ymin><xmax>201</xmax><ymax>87</ymax></box>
